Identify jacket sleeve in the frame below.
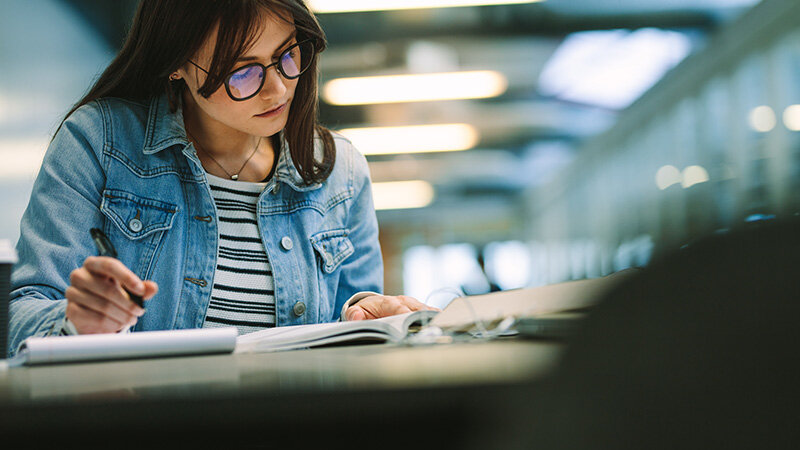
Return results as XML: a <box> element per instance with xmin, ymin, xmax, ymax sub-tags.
<box><xmin>7</xmin><ymin>102</ymin><xmax>107</xmax><ymax>357</ymax></box>
<box><xmin>330</xmin><ymin>145</ymin><xmax>384</xmax><ymax>320</ymax></box>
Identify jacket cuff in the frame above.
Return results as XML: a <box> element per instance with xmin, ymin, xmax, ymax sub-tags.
<box><xmin>339</xmin><ymin>291</ymin><xmax>381</xmax><ymax>321</ymax></box>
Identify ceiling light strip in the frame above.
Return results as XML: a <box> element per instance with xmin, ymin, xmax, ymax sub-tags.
<box><xmin>323</xmin><ymin>71</ymin><xmax>508</xmax><ymax>105</ymax></box>
<box><xmin>309</xmin><ymin>0</ymin><xmax>543</xmax><ymax>13</ymax></box>
<box><xmin>372</xmin><ymin>180</ymin><xmax>435</xmax><ymax>210</ymax></box>
<box><xmin>339</xmin><ymin>124</ymin><xmax>479</xmax><ymax>155</ymax></box>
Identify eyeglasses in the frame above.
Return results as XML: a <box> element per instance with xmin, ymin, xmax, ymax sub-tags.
<box><xmin>188</xmin><ymin>39</ymin><xmax>315</xmax><ymax>101</ymax></box>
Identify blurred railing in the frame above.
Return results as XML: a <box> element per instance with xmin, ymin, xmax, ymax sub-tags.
<box><xmin>524</xmin><ymin>0</ymin><xmax>800</xmax><ymax>282</ymax></box>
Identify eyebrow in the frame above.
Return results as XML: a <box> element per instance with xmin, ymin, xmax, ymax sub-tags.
<box><xmin>236</xmin><ymin>31</ymin><xmax>298</xmax><ymax>63</ymax></box>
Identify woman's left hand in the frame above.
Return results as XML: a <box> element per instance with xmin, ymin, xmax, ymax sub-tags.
<box><xmin>344</xmin><ymin>295</ymin><xmax>439</xmax><ymax>321</ymax></box>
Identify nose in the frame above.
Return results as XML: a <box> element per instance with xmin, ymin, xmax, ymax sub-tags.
<box><xmin>259</xmin><ymin>65</ymin><xmax>287</xmax><ymax>100</ymax></box>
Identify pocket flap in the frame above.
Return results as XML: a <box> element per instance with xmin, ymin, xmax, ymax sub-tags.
<box><xmin>310</xmin><ymin>228</ymin><xmax>354</xmax><ymax>274</ymax></box>
<box><xmin>100</xmin><ymin>189</ymin><xmax>178</xmax><ymax>240</ymax></box>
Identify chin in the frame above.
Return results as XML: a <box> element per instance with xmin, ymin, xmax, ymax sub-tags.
<box><xmin>252</xmin><ymin>119</ymin><xmax>287</xmax><ymax>138</ymax></box>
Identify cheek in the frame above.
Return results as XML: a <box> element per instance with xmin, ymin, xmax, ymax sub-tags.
<box><xmin>205</xmin><ymin>89</ymin><xmax>248</xmax><ymax>118</ymax></box>
<box><xmin>207</xmin><ymin>88</ymin><xmax>233</xmax><ymax>106</ymax></box>
<box><xmin>286</xmin><ymin>79</ymin><xmax>299</xmax><ymax>100</ymax></box>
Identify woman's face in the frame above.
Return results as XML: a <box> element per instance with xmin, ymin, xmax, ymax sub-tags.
<box><xmin>178</xmin><ymin>12</ymin><xmax>299</xmax><ymax>138</ymax></box>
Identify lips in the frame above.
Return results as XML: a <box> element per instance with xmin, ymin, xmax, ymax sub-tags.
<box><xmin>256</xmin><ymin>103</ymin><xmax>286</xmax><ymax>116</ymax></box>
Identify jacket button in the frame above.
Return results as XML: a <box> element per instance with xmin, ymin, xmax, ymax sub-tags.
<box><xmin>128</xmin><ymin>218</ymin><xmax>143</xmax><ymax>232</ymax></box>
<box><xmin>293</xmin><ymin>301</ymin><xmax>306</xmax><ymax>317</ymax></box>
<box><xmin>280</xmin><ymin>236</ymin><xmax>293</xmax><ymax>250</ymax></box>
<box><xmin>324</xmin><ymin>253</ymin><xmax>334</xmax><ymax>267</ymax></box>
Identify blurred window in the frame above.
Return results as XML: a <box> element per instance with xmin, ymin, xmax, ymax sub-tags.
<box><xmin>538</xmin><ymin>28</ymin><xmax>693</xmax><ymax>110</ymax></box>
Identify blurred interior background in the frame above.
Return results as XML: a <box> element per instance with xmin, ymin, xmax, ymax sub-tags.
<box><xmin>1</xmin><ymin>0</ymin><xmax>798</xmax><ymax>303</ymax></box>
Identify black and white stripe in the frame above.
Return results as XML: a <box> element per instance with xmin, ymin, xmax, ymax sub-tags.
<box><xmin>203</xmin><ymin>173</ymin><xmax>276</xmax><ymax>334</ymax></box>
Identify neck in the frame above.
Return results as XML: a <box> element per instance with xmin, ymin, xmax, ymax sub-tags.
<box><xmin>181</xmin><ymin>90</ymin><xmax>271</xmax><ymax>159</ymax></box>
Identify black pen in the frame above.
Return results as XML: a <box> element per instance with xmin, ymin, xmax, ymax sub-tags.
<box><xmin>89</xmin><ymin>228</ymin><xmax>145</xmax><ymax>309</ymax></box>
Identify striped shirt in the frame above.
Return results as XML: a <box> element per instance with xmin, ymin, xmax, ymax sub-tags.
<box><xmin>203</xmin><ymin>173</ymin><xmax>276</xmax><ymax>335</ymax></box>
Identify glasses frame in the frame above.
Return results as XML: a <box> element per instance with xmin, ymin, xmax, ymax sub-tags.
<box><xmin>187</xmin><ymin>39</ymin><xmax>315</xmax><ymax>102</ymax></box>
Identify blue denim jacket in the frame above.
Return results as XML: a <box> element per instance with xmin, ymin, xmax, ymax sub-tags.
<box><xmin>7</xmin><ymin>94</ymin><xmax>383</xmax><ymax>357</ymax></box>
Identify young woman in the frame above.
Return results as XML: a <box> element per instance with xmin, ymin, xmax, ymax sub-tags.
<box><xmin>7</xmin><ymin>0</ymin><xmax>432</xmax><ymax>357</ymax></box>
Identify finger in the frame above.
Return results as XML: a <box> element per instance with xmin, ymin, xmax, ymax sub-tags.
<box><xmin>365</xmin><ymin>296</ymin><xmax>406</xmax><ymax>319</ymax></box>
<box><xmin>143</xmin><ymin>280</ymin><xmax>159</xmax><ymax>300</ymax></box>
<box><xmin>347</xmin><ymin>296</ymin><xmax>379</xmax><ymax>320</ymax></box>
<box><xmin>346</xmin><ymin>306</ymin><xmax>367</xmax><ymax>321</ymax></box>
<box><xmin>83</xmin><ymin>256</ymin><xmax>146</xmax><ymax>297</ymax></box>
<box><xmin>76</xmin><ymin>301</ymin><xmax>137</xmax><ymax>334</ymax></box>
<box><xmin>66</xmin><ymin>285</ymin><xmax>140</xmax><ymax>325</ymax></box>
<box><xmin>374</xmin><ymin>296</ymin><xmax>412</xmax><ymax>317</ymax></box>
<box><xmin>70</xmin><ymin>267</ymin><xmax>144</xmax><ymax>316</ymax></box>
<box><xmin>397</xmin><ymin>295</ymin><xmax>429</xmax><ymax>311</ymax></box>
<box><xmin>65</xmin><ymin>295</ymin><xmax>130</xmax><ymax>334</ymax></box>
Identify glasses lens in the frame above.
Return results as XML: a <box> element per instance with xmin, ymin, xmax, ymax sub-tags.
<box><xmin>227</xmin><ymin>64</ymin><xmax>264</xmax><ymax>100</ymax></box>
<box><xmin>280</xmin><ymin>41</ymin><xmax>314</xmax><ymax>78</ymax></box>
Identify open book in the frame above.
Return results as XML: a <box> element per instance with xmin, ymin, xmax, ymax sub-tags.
<box><xmin>235</xmin><ymin>309</ymin><xmax>439</xmax><ymax>353</ymax></box>
<box><xmin>233</xmin><ymin>273</ymin><xmax>630</xmax><ymax>352</ymax></box>
<box><xmin>429</xmin><ymin>269</ymin><xmax>636</xmax><ymax>332</ymax></box>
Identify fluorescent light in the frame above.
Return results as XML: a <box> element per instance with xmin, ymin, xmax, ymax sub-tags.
<box><xmin>372</xmin><ymin>180</ymin><xmax>435</xmax><ymax>210</ymax></box>
<box><xmin>323</xmin><ymin>71</ymin><xmax>507</xmax><ymax>105</ymax></box>
<box><xmin>749</xmin><ymin>105</ymin><xmax>776</xmax><ymax>132</ymax></box>
<box><xmin>339</xmin><ymin>124</ymin><xmax>479</xmax><ymax>155</ymax></box>
<box><xmin>783</xmin><ymin>104</ymin><xmax>800</xmax><ymax>131</ymax></box>
<box><xmin>309</xmin><ymin>0</ymin><xmax>543</xmax><ymax>13</ymax></box>
<box><xmin>655</xmin><ymin>165</ymin><xmax>681</xmax><ymax>190</ymax></box>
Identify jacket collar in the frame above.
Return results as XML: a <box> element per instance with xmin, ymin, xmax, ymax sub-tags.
<box><xmin>142</xmin><ymin>94</ymin><xmax>321</xmax><ymax>192</ymax></box>
<box><xmin>142</xmin><ymin>94</ymin><xmax>186</xmax><ymax>155</ymax></box>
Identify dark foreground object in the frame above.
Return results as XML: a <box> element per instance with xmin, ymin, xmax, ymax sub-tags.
<box><xmin>492</xmin><ymin>218</ymin><xmax>800</xmax><ymax>449</ymax></box>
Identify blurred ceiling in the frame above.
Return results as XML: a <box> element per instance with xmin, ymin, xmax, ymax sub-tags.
<box><xmin>60</xmin><ymin>0</ymin><xmax>761</xmax><ymax>234</ymax></box>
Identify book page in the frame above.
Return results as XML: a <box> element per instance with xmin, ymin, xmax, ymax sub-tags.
<box><xmin>236</xmin><ymin>318</ymin><xmax>399</xmax><ymax>353</ymax></box>
<box><xmin>430</xmin><ymin>271</ymin><xmax>636</xmax><ymax>331</ymax></box>
<box><xmin>235</xmin><ymin>311</ymin><xmax>439</xmax><ymax>353</ymax></box>
<box><xmin>373</xmin><ymin>309</ymin><xmax>438</xmax><ymax>333</ymax></box>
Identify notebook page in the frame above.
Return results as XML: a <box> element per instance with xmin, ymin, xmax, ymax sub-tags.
<box><xmin>15</xmin><ymin>328</ymin><xmax>238</xmax><ymax>366</ymax></box>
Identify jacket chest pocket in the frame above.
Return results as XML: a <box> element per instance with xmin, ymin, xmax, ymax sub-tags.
<box><xmin>100</xmin><ymin>189</ymin><xmax>178</xmax><ymax>278</ymax></box>
<box><xmin>101</xmin><ymin>189</ymin><xmax>177</xmax><ymax>240</ymax></box>
<box><xmin>310</xmin><ymin>228</ymin><xmax>354</xmax><ymax>274</ymax></box>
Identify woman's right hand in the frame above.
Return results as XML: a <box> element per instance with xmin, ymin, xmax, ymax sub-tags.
<box><xmin>66</xmin><ymin>256</ymin><xmax>159</xmax><ymax>334</ymax></box>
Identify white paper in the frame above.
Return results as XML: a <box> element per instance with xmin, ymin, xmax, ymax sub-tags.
<box><xmin>235</xmin><ymin>318</ymin><xmax>400</xmax><ymax>353</ymax></box>
<box><xmin>235</xmin><ymin>310</ymin><xmax>438</xmax><ymax>353</ymax></box>
<box><xmin>17</xmin><ymin>327</ymin><xmax>238</xmax><ymax>366</ymax></box>
<box><xmin>430</xmin><ymin>271</ymin><xmax>635</xmax><ymax>331</ymax></box>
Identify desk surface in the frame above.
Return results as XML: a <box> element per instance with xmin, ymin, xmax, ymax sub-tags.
<box><xmin>0</xmin><ymin>338</ymin><xmax>563</xmax><ymax>447</ymax></box>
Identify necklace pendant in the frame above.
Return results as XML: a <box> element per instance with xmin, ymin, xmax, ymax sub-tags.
<box><xmin>231</xmin><ymin>174</ymin><xmax>239</xmax><ymax>181</ymax></box>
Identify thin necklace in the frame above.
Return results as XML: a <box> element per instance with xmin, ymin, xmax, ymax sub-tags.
<box><xmin>187</xmin><ymin>130</ymin><xmax>262</xmax><ymax>181</ymax></box>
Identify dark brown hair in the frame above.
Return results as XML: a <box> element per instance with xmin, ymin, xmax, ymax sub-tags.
<box><xmin>57</xmin><ymin>0</ymin><xmax>335</xmax><ymax>185</ymax></box>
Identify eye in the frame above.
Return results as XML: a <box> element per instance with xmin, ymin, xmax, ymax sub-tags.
<box><xmin>230</xmin><ymin>65</ymin><xmax>258</xmax><ymax>80</ymax></box>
